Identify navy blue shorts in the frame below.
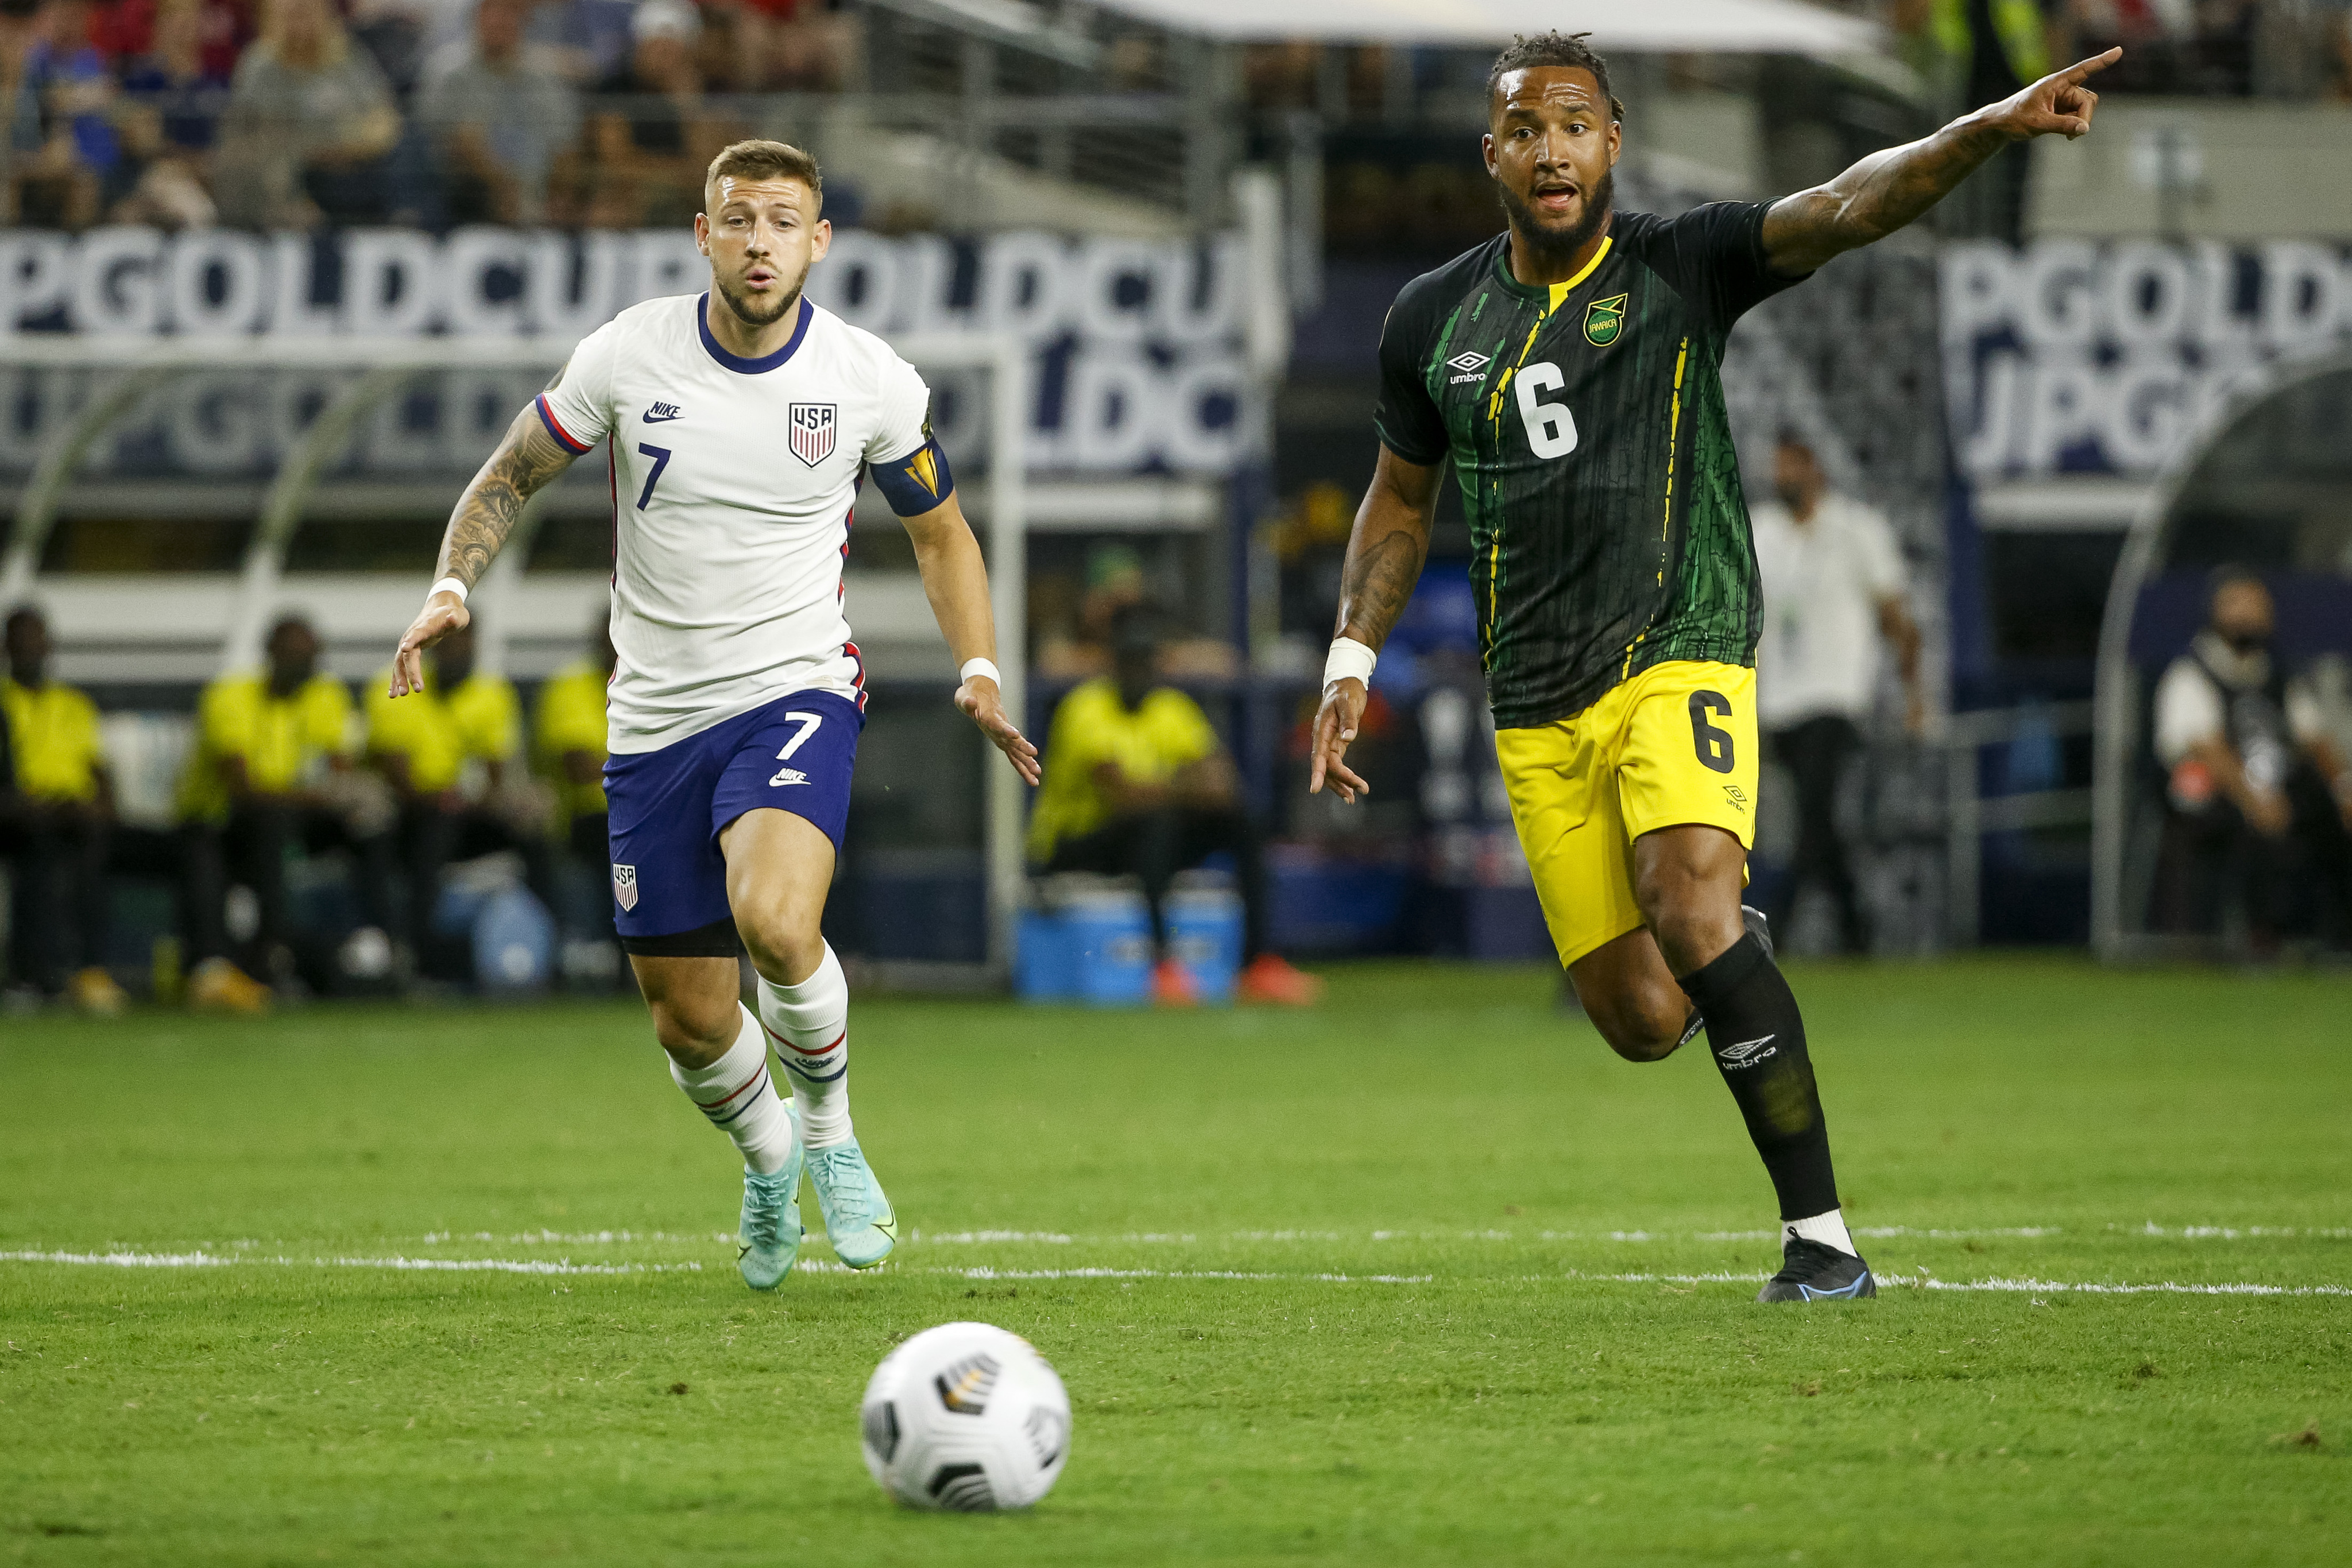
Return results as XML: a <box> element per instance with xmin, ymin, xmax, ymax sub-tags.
<box><xmin>604</xmin><ymin>689</ymin><xmax>864</xmax><ymax>948</ymax></box>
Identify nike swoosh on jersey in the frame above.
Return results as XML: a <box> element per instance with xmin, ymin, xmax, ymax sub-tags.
<box><xmin>643</xmin><ymin>412</ymin><xmax>682</xmax><ymax>423</ymax></box>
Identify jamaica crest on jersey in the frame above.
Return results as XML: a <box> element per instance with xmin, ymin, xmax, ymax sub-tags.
<box><xmin>788</xmin><ymin>402</ymin><xmax>838</xmax><ymax>467</ymax></box>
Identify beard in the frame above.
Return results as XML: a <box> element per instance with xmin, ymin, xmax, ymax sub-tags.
<box><xmin>1496</xmin><ymin>167</ymin><xmax>1615</xmax><ymax>273</ymax></box>
<box><xmin>714</xmin><ymin>262</ymin><xmax>806</xmax><ymax>329</ymax></box>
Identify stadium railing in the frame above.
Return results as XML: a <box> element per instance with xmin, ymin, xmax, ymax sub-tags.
<box><xmin>0</xmin><ymin>330</ymin><xmax>1035</xmax><ymax>977</ymax></box>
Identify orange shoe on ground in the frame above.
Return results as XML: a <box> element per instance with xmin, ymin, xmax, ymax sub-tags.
<box><xmin>1237</xmin><ymin>954</ymin><xmax>1324</xmax><ymax>1006</ymax></box>
<box><xmin>69</xmin><ymin>966</ymin><xmax>130</xmax><ymax>1017</ymax></box>
<box><xmin>1150</xmin><ymin>958</ymin><xmax>1200</xmax><ymax>1007</ymax></box>
<box><xmin>187</xmin><ymin>957</ymin><xmax>272</xmax><ymax>1016</ymax></box>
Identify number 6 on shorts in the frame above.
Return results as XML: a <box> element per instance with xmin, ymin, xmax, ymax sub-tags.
<box><xmin>1688</xmin><ymin>691</ymin><xmax>1736</xmax><ymax>774</ymax></box>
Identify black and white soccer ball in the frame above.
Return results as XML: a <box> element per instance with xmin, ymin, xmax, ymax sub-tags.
<box><xmin>860</xmin><ymin>1322</ymin><xmax>1071</xmax><ymax>1511</ymax></box>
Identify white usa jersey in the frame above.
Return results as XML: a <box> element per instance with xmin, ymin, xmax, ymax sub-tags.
<box><xmin>535</xmin><ymin>292</ymin><xmax>937</xmax><ymax>753</ymax></box>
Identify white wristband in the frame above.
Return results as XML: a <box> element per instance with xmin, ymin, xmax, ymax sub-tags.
<box><xmin>1323</xmin><ymin>636</ymin><xmax>1376</xmax><ymax>691</ymax></box>
<box><xmin>429</xmin><ymin>576</ymin><xmax>469</xmax><ymax>605</ymax></box>
<box><xmin>960</xmin><ymin>657</ymin><xmax>1002</xmax><ymax>689</ymax></box>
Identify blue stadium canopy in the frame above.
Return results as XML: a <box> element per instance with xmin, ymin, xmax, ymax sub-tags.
<box><xmin>1089</xmin><ymin>0</ymin><xmax>1882</xmax><ymax>52</ymax></box>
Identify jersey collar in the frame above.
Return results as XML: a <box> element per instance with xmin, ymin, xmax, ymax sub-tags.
<box><xmin>1492</xmin><ymin>230</ymin><xmax>1614</xmax><ymax>313</ymax></box>
<box><xmin>697</xmin><ymin>293</ymin><xmax>812</xmax><ymax>374</ymax></box>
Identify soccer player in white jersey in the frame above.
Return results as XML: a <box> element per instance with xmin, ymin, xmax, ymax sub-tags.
<box><xmin>385</xmin><ymin>139</ymin><xmax>1039</xmax><ymax>1290</ymax></box>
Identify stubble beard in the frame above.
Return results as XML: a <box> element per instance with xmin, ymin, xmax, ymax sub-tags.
<box><xmin>1496</xmin><ymin>167</ymin><xmax>1615</xmax><ymax>275</ymax></box>
<box><xmin>715</xmin><ymin>258</ymin><xmax>807</xmax><ymax>330</ymax></box>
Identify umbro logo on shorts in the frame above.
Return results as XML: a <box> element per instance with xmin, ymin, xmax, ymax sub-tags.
<box><xmin>1716</xmin><ymin>1034</ymin><xmax>1777</xmax><ymax>1069</ymax></box>
<box><xmin>769</xmin><ymin>767</ymin><xmax>811</xmax><ymax>787</ymax></box>
<box><xmin>643</xmin><ymin>402</ymin><xmax>683</xmax><ymax>423</ymax></box>
<box><xmin>612</xmin><ymin>864</ymin><xmax>639</xmax><ymax>911</ymax></box>
<box><xmin>1445</xmin><ymin>349</ymin><xmax>1492</xmax><ymax>385</ymax></box>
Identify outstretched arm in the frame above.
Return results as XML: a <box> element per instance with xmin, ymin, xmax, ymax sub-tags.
<box><xmin>902</xmin><ymin>493</ymin><xmax>1041</xmax><ymax>786</ymax></box>
<box><xmin>1309</xmin><ymin>446</ymin><xmax>1444</xmax><ymax>803</ymax></box>
<box><xmin>1761</xmin><ymin>48</ymin><xmax>2120</xmax><ymax>277</ymax></box>
<box><xmin>389</xmin><ymin>404</ymin><xmax>578</xmax><ymax>697</ymax></box>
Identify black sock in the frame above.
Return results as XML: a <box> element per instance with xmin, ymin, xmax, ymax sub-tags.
<box><xmin>1677</xmin><ymin>933</ymin><xmax>1839</xmax><ymax>1222</ymax></box>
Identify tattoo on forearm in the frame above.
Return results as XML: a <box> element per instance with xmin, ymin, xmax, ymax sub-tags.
<box><xmin>438</xmin><ymin>412</ymin><xmax>575</xmax><ymax>589</ymax></box>
<box><xmin>1337</xmin><ymin>528</ymin><xmax>1428</xmax><ymax>648</ymax></box>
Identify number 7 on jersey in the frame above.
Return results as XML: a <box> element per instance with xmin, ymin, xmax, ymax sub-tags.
<box><xmin>635</xmin><ymin>443</ymin><xmax>672</xmax><ymax>510</ymax></box>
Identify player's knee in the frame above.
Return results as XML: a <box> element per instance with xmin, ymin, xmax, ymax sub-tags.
<box><xmin>1578</xmin><ymin>986</ymin><xmax>1688</xmax><ymax>1063</ymax></box>
<box><xmin>734</xmin><ymin>905</ymin><xmax>825</xmax><ymax>988</ymax></box>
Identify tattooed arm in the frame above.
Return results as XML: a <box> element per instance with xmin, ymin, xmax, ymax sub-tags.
<box><xmin>1308</xmin><ymin>446</ymin><xmax>1445</xmax><ymax>802</ymax></box>
<box><xmin>1761</xmin><ymin>48</ymin><xmax>2119</xmax><ymax>277</ymax></box>
<box><xmin>388</xmin><ymin>404</ymin><xmax>579</xmax><ymax>698</ymax></box>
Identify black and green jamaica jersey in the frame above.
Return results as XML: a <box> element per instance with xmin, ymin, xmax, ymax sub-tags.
<box><xmin>1374</xmin><ymin>202</ymin><xmax>1806</xmax><ymax>730</ymax></box>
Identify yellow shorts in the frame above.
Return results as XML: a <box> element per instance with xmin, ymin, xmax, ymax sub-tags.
<box><xmin>1494</xmin><ymin>660</ymin><xmax>1759</xmax><ymax>969</ymax></box>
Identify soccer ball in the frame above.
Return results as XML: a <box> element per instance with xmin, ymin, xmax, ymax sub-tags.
<box><xmin>859</xmin><ymin>1322</ymin><xmax>1071</xmax><ymax>1511</ymax></box>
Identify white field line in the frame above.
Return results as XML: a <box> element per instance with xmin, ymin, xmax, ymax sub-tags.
<box><xmin>1572</xmin><ymin>1269</ymin><xmax>2352</xmax><ymax>1298</ymax></box>
<box><xmin>907</xmin><ymin>1223</ymin><xmax>2349</xmax><ymax>1246</ymax></box>
<box><xmin>0</xmin><ymin>1249</ymin><xmax>702</xmax><ymax>1276</ymax></box>
<box><xmin>6</xmin><ymin>1250</ymin><xmax>2344</xmax><ymax>1298</ymax></box>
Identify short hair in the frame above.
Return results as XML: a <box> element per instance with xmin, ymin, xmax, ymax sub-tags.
<box><xmin>5</xmin><ymin>603</ymin><xmax>42</xmax><ymax>638</ymax></box>
<box><xmin>1487</xmin><ymin>31</ymin><xmax>1624</xmax><ymax>123</ymax></box>
<box><xmin>703</xmin><ymin>139</ymin><xmax>823</xmax><ymax>216</ymax></box>
<box><xmin>266</xmin><ymin>614</ymin><xmax>316</xmax><ymax>646</ymax></box>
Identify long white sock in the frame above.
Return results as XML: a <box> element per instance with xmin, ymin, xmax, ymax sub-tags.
<box><xmin>1785</xmin><ymin>1209</ymin><xmax>1857</xmax><ymax>1257</ymax></box>
<box><xmin>668</xmin><ymin>1005</ymin><xmax>796</xmax><ymax>1175</ymax></box>
<box><xmin>756</xmin><ymin>942</ymin><xmax>853</xmax><ymax>1150</ymax></box>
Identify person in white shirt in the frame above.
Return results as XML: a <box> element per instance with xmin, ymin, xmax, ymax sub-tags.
<box><xmin>1750</xmin><ymin>436</ymin><xmax>1922</xmax><ymax>954</ymax></box>
<box><xmin>386</xmin><ymin>138</ymin><xmax>1038</xmax><ymax>1292</ymax></box>
<box><xmin>2149</xmin><ymin>570</ymin><xmax>2352</xmax><ymax>947</ymax></box>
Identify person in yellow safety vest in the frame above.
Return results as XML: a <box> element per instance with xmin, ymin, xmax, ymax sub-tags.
<box><xmin>0</xmin><ymin>605</ymin><xmax>130</xmax><ymax>1014</ymax></box>
<box><xmin>177</xmin><ymin>614</ymin><xmax>397</xmax><ymax>1005</ymax></box>
<box><xmin>534</xmin><ymin>617</ymin><xmax>618</xmax><ymax>961</ymax></box>
<box><xmin>363</xmin><ymin>616</ymin><xmax>556</xmax><ymax>978</ymax></box>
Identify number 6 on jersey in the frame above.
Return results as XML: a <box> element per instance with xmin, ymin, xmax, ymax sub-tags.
<box><xmin>1514</xmin><ymin>362</ymin><xmax>1578</xmax><ymax>459</ymax></box>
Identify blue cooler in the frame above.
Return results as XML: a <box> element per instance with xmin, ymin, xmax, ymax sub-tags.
<box><xmin>1017</xmin><ymin>886</ymin><xmax>1154</xmax><ymax>1005</ymax></box>
<box><xmin>1167</xmin><ymin>888</ymin><xmax>1244</xmax><ymax>1003</ymax></box>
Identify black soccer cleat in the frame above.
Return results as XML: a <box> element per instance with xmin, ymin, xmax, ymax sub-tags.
<box><xmin>1757</xmin><ymin>1237</ymin><xmax>1876</xmax><ymax>1303</ymax></box>
<box><xmin>1741</xmin><ymin>904</ymin><xmax>1774</xmax><ymax>960</ymax></box>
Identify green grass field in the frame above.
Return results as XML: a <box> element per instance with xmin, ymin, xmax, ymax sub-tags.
<box><xmin>2</xmin><ymin>957</ymin><xmax>2347</xmax><ymax>1565</ymax></box>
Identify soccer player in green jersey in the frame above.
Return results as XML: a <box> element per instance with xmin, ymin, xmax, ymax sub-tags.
<box><xmin>1310</xmin><ymin>32</ymin><xmax>2119</xmax><ymax>1301</ymax></box>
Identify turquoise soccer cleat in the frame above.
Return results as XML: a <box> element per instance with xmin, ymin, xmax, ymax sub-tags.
<box><xmin>804</xmin><ymin>1140</ymin><xmax>897</xmax><ymax>1269</ymax></box>
<box><xmin>736</xmin><ymin>1102</ymin><xmax>805</xmax><ymax>1291</ymax></box>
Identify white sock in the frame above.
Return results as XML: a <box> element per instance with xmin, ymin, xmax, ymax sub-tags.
<box><xmin>668</xmin><ymin>1005</ymin><xmax>796</xmax><ymax>1175</ymax></box>
<box><xmin>756</xmin><ymin>942</ymin><xmax>853</xmax><ymax>1150</ymax></box>
<box><xmin>1785</xmin><ymin>1209</ymin><xmax>1857</xmax><ymax>1257</ymax></box>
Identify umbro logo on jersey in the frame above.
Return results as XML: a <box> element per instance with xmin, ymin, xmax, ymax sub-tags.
<box><xmin>643</xmin><ymin>402</ymin><xmax>684</xmax><ymax>423</ymax></box>
<box><xmin>1716</xmin><ymin>1034</ymin><xmax>1777</xmax><ymax>1069</ymax></box>
<box><xmin>1444</xmin><ymin>349</ymin><xmax>1492</xmax><ymax>384</ymax></box>
<box><xmin>612</xmin><ymin>864</ymin><xmax>639</xmax><ymax>911</ymax></box>
<box><xmin>769</xmin><ymin>767</ymin><xmax>811</xmax><ymax>787</ymax></box>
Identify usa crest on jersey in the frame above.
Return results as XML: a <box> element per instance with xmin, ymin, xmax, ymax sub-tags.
<box><xmin>789</xmin><ymin>402</ymin><xmax>838</xmax><ymax>466</ymax></box>
<box><xmin>612</xmin><ymin>863</ymin><xmax>639</xmax><ymax>911</ymax></box>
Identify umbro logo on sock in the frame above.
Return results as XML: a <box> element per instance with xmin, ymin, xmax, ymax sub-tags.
<box><xmin>769</xmin><ymin>767</ymin><xmax>811</xmax><ymax>787</ymax></box>
<box><xmin>1716</xmin><ymin>1034</ymin><xmax>1777</xmax><ymax>1069</ymax></box>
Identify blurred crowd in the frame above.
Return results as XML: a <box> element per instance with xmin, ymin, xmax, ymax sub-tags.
<box><xmin>0</xmin><ymin>601</ymin><xmax>621</xmax><ymax>1012</ymax></box>
<box><xmin>0</xmin><ymin>0</ymin><xmax>853</xmax><ymax>230</ymax></box>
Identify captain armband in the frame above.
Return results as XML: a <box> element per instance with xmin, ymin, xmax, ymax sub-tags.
<box><xmin>870</xmin><ymin>435</ymin><xmax>956</xmax><ymax>517</ymax></box>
